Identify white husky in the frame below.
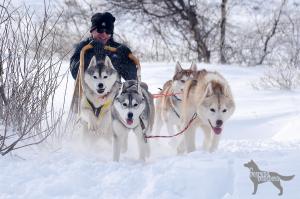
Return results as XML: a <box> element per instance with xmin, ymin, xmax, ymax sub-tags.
<box><xmin>154</xmin><ymin>62</ymin><xmax>197</xmax><ymax>140</ymax></box>
<box><xmin>111</xmin><ymin>80</ymin><xmax>154</xmax><ymax>161</ymax></box>
<box><xmin>78</xmin><ymin>56</ymin><xmax>120</xmax><ymax>142</ymax></box>
<box><xmin>179</xmin><ymin>70</ymin><xmax>235</xmax><ymax>153</ymax></box>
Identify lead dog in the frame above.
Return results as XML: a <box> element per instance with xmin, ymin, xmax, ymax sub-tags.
<box><xmin>111</xmin><ymin>80</ymin><xmax>154</xmax><ymax>161</ymax></box>
<box><xmin>154</xmin><ymin>62</ymin><xmax>197</xmax><ymax>139</ymax></box>
<box><xmin>78</xmin><ymin>55</ymin><xmax>120</xmax><ymax>142</ymax></box>
<box><xmin>179</xmin><ymin>70</ymin><xmax>235</xmax><ymax>153</ymax></box>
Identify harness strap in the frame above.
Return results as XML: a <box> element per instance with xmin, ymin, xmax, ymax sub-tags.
<box><xmin>85</xmin><ymin>98</ymin><xmax>112</xmax><ymax>118</ymax></box>
<box><xmin>170</xmin><ymin>95</ymin><xmax>181</xmax><ymax>118</ymax></box>
<box><xmin>86</xmin><ymin>98</ymin><xmax>103</xmax><ymax>117</ymax></box>
<box><xmin>144</xmin><ymin>113</ymin><xmax>198</xmax><ymax>140</ymax></box>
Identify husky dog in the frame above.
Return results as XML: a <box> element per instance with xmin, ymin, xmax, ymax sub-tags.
<box><xmin>179</xmin><ymin>70</ymin><xmax>235</xmax><ymax>153</ymax></box>
<box><xmin>111</xmin><ymin>80</ymin><xmax>154</xmax><ymax>161</ymax></box>
<box><xmin>79</xmin><ymin>55</ymin><xmax>120</xmax><ymax>141</ymax></box>
<box><xmin>154</xmin><ymin>62</ymin><xmax>197</xmax><ymax>138</ymax></box>
<box><xmin>244</xmin><ymin>160</ymin><xmax>295</xmax><ymax>195</ymax></box>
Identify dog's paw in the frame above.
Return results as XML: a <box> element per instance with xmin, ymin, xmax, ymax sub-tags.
<box><xmin>88</xmin><ymin>120</ymin><xmax>98</xmax><ymax>132</ymax></box>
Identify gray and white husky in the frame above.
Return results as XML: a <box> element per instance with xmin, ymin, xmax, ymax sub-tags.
<box><xmin>111</xmin><ymin>80</ymin><xmax>154</xmax><ymax>161</ymax></box>
<box><xmin>78</xmin><ymin>55</ymin><xmax>120</xmax><ymax>142</ymax></box>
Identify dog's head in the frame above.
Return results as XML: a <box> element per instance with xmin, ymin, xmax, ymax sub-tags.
<box><xmin>114</xmin><ymin>80</ymin><xmax>146</xmax><ymax>128</ymax></box>
<box><xmin>171</xmin><ymin>62</ymin><xmax>197</xmax><ymax>98</ymax></box>
<box><xmin>244</xmin><ymin>160</ymin><xmax>256</xmax><ymax>170</ymax></box>
<box><xmin>84</xmin><ymin>56</ymin><xmax>119</xmax><ymax>97</ymax></box>
<box><xmin>197</xmin><ymin>80</ymin><xmax>235</xmax><ymax>135</ymax></box>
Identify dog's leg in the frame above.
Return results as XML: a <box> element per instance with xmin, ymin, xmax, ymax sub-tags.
<box><xmin>252</xmin><ymin>182</ymin><xmax>258</xmax><ymax>195</ymax></box>
<box><xmin>79</xmin><ymin>123</ymin><xmax>96</xmax><ymax>148</ymax></box>
<box><xmin>166</xmin><ymin>119</ymin><xmax>175</xmax><ymax>136</ymax></box>
<box><xmin>210</xmin><ymin>133</ymin><xmax>221</xmax><ymax>152</ymax></box>
<box><xmin>184</xmin><ymin>124</ymin><xmax>197</xmax><ymax>153</ymax></box>
<box><xmin>153</xmin><ymin>106</ymin><xmax>163</xmax><ymax>135</ymax></box>
<box><xmin>201</xmin><ymin>125</ymin><xmax>212</xmax><ymax>151</ymax></box>
<box><xmin>166</xmin><ymin>116</ymin><xmax>178</xmax><ymax>148</ymax></box>
<box><xmin>271</xmin><ymin>181</ymin><xmax>283</xmax><ymax>196</ymax></box>
<box><xmin>177</xmin><ymin>136</ymin><xmax>186</xmax><ymax>154</ymax></box>
<box><xmin>81</xmin><ymin>108</ymin><xmax>98</xmax><ymax>132</ymax></box>
<box><xmin>134</xmin><ymin>125</ymin><xmax>149</xmax><ymax>161</ymax></box>
<box><xmin>121</xmin><ymin>133</ymin><xmax>128</xmax><ymax>153</ymax></box>
<box><xmin>112</xmin><ymin>120</ymin><xmax>127</xmax><ymax>162</ymax></box>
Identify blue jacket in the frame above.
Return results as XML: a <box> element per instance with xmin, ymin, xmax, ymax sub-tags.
<box><xmin>70</xmin><ymin>37</ymin><xmax>137</xmax><ymax>80</ymax></box>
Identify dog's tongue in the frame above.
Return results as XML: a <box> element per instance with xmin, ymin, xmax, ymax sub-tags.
<box><xmin>213</xmin><ymin>127</ymin><xmax>222</xmax><ymax>135</ymax></box>
<box><xmin>126</xmin><ymin>119</ymin><xmax>133</xmax><ymax>125</ymax></box>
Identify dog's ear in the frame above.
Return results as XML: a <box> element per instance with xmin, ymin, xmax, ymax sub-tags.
<box><xmin>205</xmin><ymin>82</ymin><xmax>214</xmax><ymax>97</ymax></box>
<box><xmin>88</xmin><ymin>56</ymin><xmax>97</xmax><ymax>68</ymax></box>
<box><xmin>137</xmin><ymin>80</ymin><xmax>142</xmax><ymax>95</ymax></box>
<box><xmin>190</xmin><ymin>62</ymin><xmax>197</xmax><ymax>72</ymax></box>
<box><xmin>118</xmin><ymin>82</ymin><xmax>125</xmax><ymax>96</ymax></box>
<box><xmin>175</xmin><ymin>61</ymin><xmax>183</xmax><ymax>74</ymax></box>
<box><xmin>104</xmin><ymin>56</ymin><xmax>117</xmax><ymax>71</ymax></box>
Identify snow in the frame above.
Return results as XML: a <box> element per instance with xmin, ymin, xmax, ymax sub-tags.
<box><xmin>1</xmin><ymin>63</ymin><xmax>300</xmax><ymax>199</ymax></box>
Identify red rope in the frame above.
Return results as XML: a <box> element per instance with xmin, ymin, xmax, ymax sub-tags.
<box><xmin>152</xmin><ymin>92</ymin><xmax>182</xmax><ymax>99</ymax></box>
<box><xmin>144</xmin><ymin>113</ymin><xmax>197</xmax><ymax>140</ymax></box>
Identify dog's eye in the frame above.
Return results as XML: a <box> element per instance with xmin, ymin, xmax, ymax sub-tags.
<box><xmin>210</xmin><ymin>108</ymin><xmax>215</xmax><ymax>112</ymax></box>
<box><xmin>223</xmin><ymin>109</ymin><xmax>227</xmax><ymax>113</ymax></box>
<box><xmin>103</xmin><ymin>76</ymin><xmax>108</xmax><ymax>79</ymax></box>
<box><xmin>181</xmin><ymin>80</ymin><xmax>185</xmax><ymax>83</ymax></box>
<box><xmin>122</xmin><ymin>103</ymin><xmax>128</xmax><ymax>107</ymax></box>
<box><xmin>133</xmin><ymin>103</ymin><xmax>138</xmax><ymax>107</ymax></box>
<box><xmin>93</xmin><ymin>76</ymin><xmax>97</xmax><ymax>79</ymax></box>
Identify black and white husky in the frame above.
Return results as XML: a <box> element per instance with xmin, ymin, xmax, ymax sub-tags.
<box><xmin>111</xmin><ymin>80</ymin><xmax>154</xmax><ymax>161</ymax></box>
<box><xmin>78</xmin><ymin>55</ymin><xmax>120</xmax><ymax>142</ymax></box>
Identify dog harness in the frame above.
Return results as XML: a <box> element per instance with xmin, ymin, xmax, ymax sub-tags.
<box><xmin>170</xmin><ymin>95</ymin><xmax>181</xmax><ymax>118</ymax></box>
<box><xmin>85</xmin><ymin>98</ymin><xmax>112</xmax><ymax>119</ymax></box>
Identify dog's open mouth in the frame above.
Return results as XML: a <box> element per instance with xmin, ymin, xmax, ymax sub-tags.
<box><xmin>126</xmin><ymin>118</ymin><xmax>133</xmax><ymax>125</ymax></box>
<box><xmin>97</xmin><ymin>89</ymin><xmax>105</xmax><ymax>94</ymax></box>
<box><xmin>208</xmin><ymin>120</ymin><xmax>222</xmax><ymax>135</ymax></box>
<box><xmin>212</xmin><ymin>127</ymin><xmax>222</xmax><ymax>135</ymax></box>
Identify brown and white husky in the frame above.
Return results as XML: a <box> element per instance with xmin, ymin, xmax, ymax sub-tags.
<box><xmin>153</xmin><ymin>62</ymin><xmax>197</xmax><ymax>143</ymax></box>
<box><xmin>179</xmin><ymin>70</ymin><xmax>235</xmax><ymax>153</ymax></box>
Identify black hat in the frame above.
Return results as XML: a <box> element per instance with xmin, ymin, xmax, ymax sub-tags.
<box><xmin>90</xmin><ymin>12</ymin><xmax>116</xmax><ymax>34</ymax></box>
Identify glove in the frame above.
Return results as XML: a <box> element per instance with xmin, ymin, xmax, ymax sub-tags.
<box><xmin>117</xmin><ymin>45</ymin><xmax>131</xmax><ymax>59</ymax></box>
<box><xmin>89</xmin><ymin>40</ymin><xmax>105</xmax><ymax>58</ymax></box>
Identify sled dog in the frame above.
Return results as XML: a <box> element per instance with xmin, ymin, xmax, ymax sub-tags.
<box><xmin>154</xmin><ymin>62</ymin><xmax>197</xmax><ymax>140</ymax></box>
<box><xmin>179</xmin><ymin>70</ymin><xmax>235</xmax><ymax>153</ymax></box>
<box><xmin>244</xmin><ymin>160</ymin><xmax>295</xmax><ymax>195</ymax></box>
<box><xmin>111</xmin><ymin>80</ymin><xmax>154</xmax><ymax>161</ymax></box>
<box><xmin>79</xmin><ymin>55</ymin><xmax>120</xmax><ymax>141</ymax></box>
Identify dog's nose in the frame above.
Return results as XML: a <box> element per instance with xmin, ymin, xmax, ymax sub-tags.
<box><xmin>98</xmin><ymin>83</ymin><xmax>104</xmax><ymax>88</ymax></box>
<box><xmin>216</xmin><ymin>120</ymin><xmax>223</xmax><ymax>127</ymax></box>
<box><xmin>127</xmin><ymin>112</ymin><xmax>133</xmax><ymax>119</ymax></box>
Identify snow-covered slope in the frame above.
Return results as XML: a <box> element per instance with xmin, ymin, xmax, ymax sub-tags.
<box><xmin>0</xmin><ymin>63</ymin><xmax>299</xmax><ymax>199</ymax></box>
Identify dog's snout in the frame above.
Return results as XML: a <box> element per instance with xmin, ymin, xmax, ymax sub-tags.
<box><xmin>127</xmin><ymin>112</ymin><xmax>133</xmax><ymax>119</ymax></box>
<box><xmin>98</xmin><ymin>83</ymin><xmax>104</xmax><ymax>88</ymax></box>
<box><xmin>216</xmin><ymin>120</ymin><xmax>223</xmax><ymax>127</ymax></box>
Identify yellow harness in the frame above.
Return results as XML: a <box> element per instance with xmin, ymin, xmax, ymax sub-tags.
<box><xmin>84</xmin><ymin>97</ymin><xmax>112</xmax><ymax>121</ymax></box>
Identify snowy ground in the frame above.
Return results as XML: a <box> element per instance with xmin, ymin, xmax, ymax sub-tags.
<box><xmin>1</xmin><ymin>63</ymin><xmax>300</xmax><ymax>199</ymax></box>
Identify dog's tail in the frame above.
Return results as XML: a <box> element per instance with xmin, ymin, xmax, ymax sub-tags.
<box><xmin>278</xmin><ymin>174</ymin><xmax>295</xmax><ymax>181</ymax></box>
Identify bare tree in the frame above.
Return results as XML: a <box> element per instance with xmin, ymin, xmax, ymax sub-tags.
<box><xmin>257</xmin><ymin>0</ymin><xmax>286</xmax><ymax>65</ymax></box>
<box><xmin>52</xmin><ymin>0</ymin><xmax>108</xmax><ymax>57</ymax></box>
<box><xmin>220</xmin><ymin>0</ymin><xmax>228</xmax><ymax>64</ymax></box>
<box><xmin>109</xmin><ymin>0</ymin><xmax>220</xmax><ymax>63</ymax></box>
<box><xmin>0</xmin><ymin>0</ymin><xmax>65</xmax><ymax>155</ymax></box>
<box><xmin>255</xmin><ymin>4</ymin><xmax>300</xmax><ymax>90</ymax></box>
